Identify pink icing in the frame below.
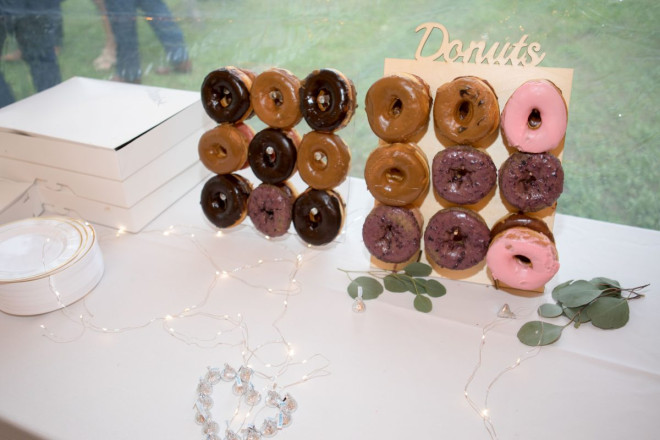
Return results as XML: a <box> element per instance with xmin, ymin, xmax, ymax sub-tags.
<box><xmin>486</xmin><ymin>227</ymin><xmax>559</xmax><ymax>290</ymax></box>
<box><xmin>501</xmin><ymin>80</ymin><xmax>567</xmax><ymax>153</ymax></box>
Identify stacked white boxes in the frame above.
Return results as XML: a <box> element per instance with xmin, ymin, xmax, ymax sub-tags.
<box><xmin>0</xmin><ymin>77</ymin><xmax>213</xmax><ymax>231</ymax></box>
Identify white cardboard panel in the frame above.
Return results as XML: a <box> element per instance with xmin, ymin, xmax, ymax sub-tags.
<box><xmin>0</xmin><ymin>180</ymin><xmax>43</xmax><ymax>224</ymax></box>
<box><xmin>0</xmin><ymin>78</ymin><xmax>210</xmax><ymax>181</ymax></box>
<box><xmin>0</xmin><ymin>121</ymin><xmax>213</xmax><ymax>208</ymax></box>
<box><xmin>38</xmin><ymin>162</ymin><xmax>211</xmax><ymax>232</ymax></box>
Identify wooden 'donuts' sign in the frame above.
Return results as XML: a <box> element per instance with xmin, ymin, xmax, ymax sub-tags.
<box><xmin>364</xmin><ymin>23</ymin><xmax>573</xmax><ymax>293</ymax></box>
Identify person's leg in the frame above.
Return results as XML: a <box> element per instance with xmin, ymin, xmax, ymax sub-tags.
<box><xmin>137</xmin><ymin>0</ymin><xmax>189</xmax><ymax>69</ymax></box>
<box><xmin>0</xmin><ymin>14</ymin><xmax>16</xmax><ymax>107</ymax></box>
<box><xmin>92</xmin><ymin>0</ymin><xmax>117</xmax><ymax>71</ymax></box>
<box><xmin>13</xmin><ymin>10</ymin><xmax>61</xmax><ymax>92</ymax></box>
<box><xmin>106</xmin><ymin>0</ymin><xmax>142</xmax><ymax>82</ymax></box>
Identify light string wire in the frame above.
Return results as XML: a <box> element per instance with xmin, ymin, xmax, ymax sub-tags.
<box><xmin>463</xmin><ymin>304</ymin><xmax>541</xmax><ymax>440</ymax></box>
<box><xmin>37</xmin><ymin>221</ymin><xmax>333</xmax><ymax>437</ymax></box>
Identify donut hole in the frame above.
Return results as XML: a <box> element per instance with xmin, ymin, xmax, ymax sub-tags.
<box><xmin>308</xmin><ymin>207</ymin><xmax>321</xmax><ymax>229</ymax></box>
<box><xmin>269</xmin><ymin>89</ymin><xmax>284</xmax><ymax>107</ymax></box>
<box><xmin>263</xmin><ymin>145</ymin><xmax>278</xmax><ymax>167</ymax></box>
<box><xmin>385</xmin><ymin>167</ymin><xmax>404</xmax><ymax>185</ymax></box>
<box><xmin>450</xmin><ymin>167</ymin><xmax>468</xmax><ymax>182</ymax></box>
<box><xmin>528</xmin><ymin>108</ymin><xmax>542</xmax><ymax>129</ymax></box>
<box><xmin>451</xmin><ymin>227</ymin><xmax>464</xmax><ymax>243</ymax></box>
<box><xmin>211</xmin><ymin>192</ymin><xmax>228</xmax><ymax>211</ymax></box>
<box><xmin>214</xmin><ymin>143</ymin><xmax>228</xmax><ymax>159</ymax></box>
<box><xmin>316</xmin><ymin>89</ymin><xmax>332</xmax><ymax>112</ymax></box>
<box><xmin>313</xmin><ymin>150</ymin><xmax>329</xmax><ymax>170</ymax></box>
<box><xmin>219</xmin><ymin>87</ymin><xmax>233</xmax><ymax>108</ymax></box>
<box><xmin>514</xmin><ymin>254</ymin><xmax>533</xmax><ymax>267</ymax></box>
<box><xmin>455</xmin><ymin>100</ymin><xmax>472</xmax><ymax>123</ymax></box>
<box><xmin>389</xmin><ymin>98</ymin><xmax>403</xmax><ymax>118</ymax></box>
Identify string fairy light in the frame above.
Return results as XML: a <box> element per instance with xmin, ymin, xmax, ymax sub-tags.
<box><xmin>35</xmin><ymin>221</ymin><xmax>333</xmax><ymax>439</ymax></box>
<box><xmin>463</xmin><ymin>303</ymin><xmax>541</xmax><ymax>440</ymax></box>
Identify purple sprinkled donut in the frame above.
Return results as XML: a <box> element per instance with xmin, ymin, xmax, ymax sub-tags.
<box><xmin>362</xmin><ymin>205</ymin><xmax>422</xmax><ymax>263</ymax></box>
<box><xmin>498</xmin><ymin>152</ymin><xmax>564</xmax><ymax>212</ymax></box>
<box><xmin>424</xmin><ymin>207</ymin><xmax>490</xmax><ymax>270</ymax></box>
<box><xmin>432</xmin><ymin>145</ymin><xmax>497</xmax><ymax>205</ymax></box>
<box><xmin>247</xmin><ymin>184</ymin><xmax>294</xmax><ymax>237</ymax></box>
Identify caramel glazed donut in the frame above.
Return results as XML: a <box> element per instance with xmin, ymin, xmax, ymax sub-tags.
<box><xmin>486</xmin><ymin>214</ymin><xmax>559</xmax><ymax>290</ymax></box>
<box><xmin>364</xmin><ymin>142</ymin><xmax>430</xmax><ymax>207</ymax></box>
<box><xmin>433</xmin><ymin>76</ymin><xmax>500</xmax><ymax>146</ymax></box>
<box><xmin>201</xmin><ymin>66</ymin><xmax>255</xmax><ymax>124</ymax></box>
<box><xmin>365</xmin><ymin>73</ymin><xmax>432</xmax><ymax>143</ymax></box>
<box><xmin>293</xmin><ymin>188</ymin><xmax>345</xmax><ymax>246</ymax></box>
<box><xmin>198</xmin><ymin>123</ymin><xmax>254</xmax><ymax>175</ymax></box>
<box><xmin>297</xmin><ymin>131</ymin><xmax>351</xmax><ymax>190</ymax></box>
<box><xmin>200</xmin><ymin>174</ymin><xmax>252</xmax><ymax>229</ymax></box>
<box><xmin>250</xmin><ymin>68</ymin><xmax>303</xmax><ymax>129</ymax></box>
<box><xmin>299</xmin><ymin>68</ymin><xmax>357</xmax><ymax>132</ymax></box>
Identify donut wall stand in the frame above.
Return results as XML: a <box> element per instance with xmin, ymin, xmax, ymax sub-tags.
<box><xmin>368</xmin><ymin>30</ymin><xmax>573</xmax><ymax>293</ymax></box>
<box><xmin>198</xmin><ymin>67</ymin><xmax>356</xmax><ymax>247</ymax></box>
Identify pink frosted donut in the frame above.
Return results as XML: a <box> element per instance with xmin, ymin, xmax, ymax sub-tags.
<box><xmin>486</xmin><ymin>226</ymin><xmax>559</xmax><ymax>290</ymax></box>
<box><xmin>501</xmin><ymin>80</ymin><xmax>567</xmax><ymax>153</ymax></box>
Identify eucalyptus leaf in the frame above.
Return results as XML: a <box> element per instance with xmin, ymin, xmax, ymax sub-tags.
<box><xmin>538</xmin><ymin>303</ymin><xmax>563</xmax><ymax>318</ymax></box>
<box><xmin>585</xmin><ymin>297</ymin><xmax>629</xmax><ymax>329</ymax></box>
<box><xmin>517</xmin><ymin>321</ymin><xmax>563</xmax><ymax>346</ymax></box>
<box><xmin>347</xmin><ymin>277</ymin><xmax>383</xmax><ymax>300</ymax></box>
<box><xmin>563</xmin><ymin>306</ymin><xmax>591</xmax><ymax>324</ymax></box>
<box><xmin>413</xmin><ymin>294</ymin><xmax>432</xmax><ymax>313</ymax></box>
<box><xmin>383</xmin><ymin>274</ymin><xmax>408</xmax><ymax>293</ymax></box>
<box><xmin>552</xmin><ymin>279</ymin><xmax>574</xmax><ymax>301</ymax></box>
<box><xmin>403</xmin><ymin>262</ymin><xmax>432</xmax><ymax>277</ymax></box>
<box><xmin>589</xmin><ymin>277</ymin><xmax>621</xmax><ymax>291</ymax></box>
<box><xmin>409</xmin><ymin>278</ymin><xmax>427</xmax><ymax>294</ymax></box>
<box><xmin>554</xmin><ymin>280</ymin><xmax>602</xmax><ymax>308</ymax></box>
<box><xmin>423</xmin><ymin>279</ymin><xmax>447</xmax><ymax>298</ymax></box>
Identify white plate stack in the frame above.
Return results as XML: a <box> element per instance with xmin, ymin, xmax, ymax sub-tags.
<box><xmin>0</xmin><ymin>217</ymin><xmax>104</xmax><ymax>315</ymax></box>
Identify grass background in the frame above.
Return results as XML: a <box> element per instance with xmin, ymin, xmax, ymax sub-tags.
<box><xmin>2</xmin><ymin>0</ymin><xmax>659</xmax><ymax>230</ymax></box>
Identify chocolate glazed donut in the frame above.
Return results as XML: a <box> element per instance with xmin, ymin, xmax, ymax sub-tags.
<box><xmin>293</xmin><ymin>189</ymin><xmax>344</xmax><ymax>246</ymax></box>
<box><xmin>490</xmin><ymin>213</ymin><xmax>555</xmax><ymax>244</ymax></box>
<box><xmin>200</xmin><ymin>174</ymin><xmax>252</xmax><ymax>228</ymax></box>
<box><xmin>498</xmin><ymin>152</ymin><xmax>564</xmax><ymax>212</ymax></box>
<box><xmin>201</xmin><ymin>67</ymin><xmax>254</xmax><ymax>124</ymax></box>
<box><xmin>432</xmin><ymin>145</ymin><xmax>497</xmax><ymax>205</ymax></box>
<box><xmin>248</xmin><ymin>128</ymin><xmax>298</xmax><ymax>184</ymax></box>
<box><xmin>300</xmin><ymin>69</ymin><xmax>356</xmax><ymax>132</ymax></box>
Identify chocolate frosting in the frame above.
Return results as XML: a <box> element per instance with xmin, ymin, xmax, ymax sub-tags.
<box><xmin>292</xmin><ymin>189</ymin><xmax>343</xmax><ymax>246</ymax></box>
<box><xmin>300</xmin><ymin>69</ymin><xmax>356</xmax><ymax>132</ymax></box>
<box><xmin>424</xmin><ymin>207</ymin><xmax>490</xmax><ymax>270</ymax></box>
<box><xmin>251</xmin><ymin>68</ymin><xmax>302</xmax><ymax>129</ymax></box>
<box><xmin>201</xmin><ymin>67</ymin><xmax>253</xmax><ymax>124</ymax></box>
<box><xmin>490</xmin><ymin>214</ymin><xmax>555</xmax><ymax>243</ymax></box>
<box><xmin>365</xmin><ymin>73</ymin><xmax>431</xmax><ymax>143</ymax></box>
<box><xmin>499</xmin><ymin>152</ymin><xmax>564</xmax><ymax>212</ymax></box>
<box><xmin>248</xmin><ymin>128</ymin><xmax>297</xmax><ymax>184</ymax></box>
<box><xmin>433</xmin><ymin>76</ymin><xmax>500</xmax><ymax>145</ymax></box>
<box><xmin>200</xmin><ymin>174</ymin><xmax>252</xmax><ymax>228</ymax></box>
<box><xmin>432</xmin><ymin>145</ymin><xmax>496</xmax><ymax>205</ymax></box>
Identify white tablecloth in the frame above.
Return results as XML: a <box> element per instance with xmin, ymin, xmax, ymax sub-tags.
<box><xmin>1</xmin><ymin>178</ymin><xmax>659</xmax><ymax>440</ymax></box>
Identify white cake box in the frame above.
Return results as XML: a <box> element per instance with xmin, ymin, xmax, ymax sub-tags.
<box><xmin>0</xmin><ymin>77</ymin><xmax>214</xmax><ymax>231</ymax></box>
